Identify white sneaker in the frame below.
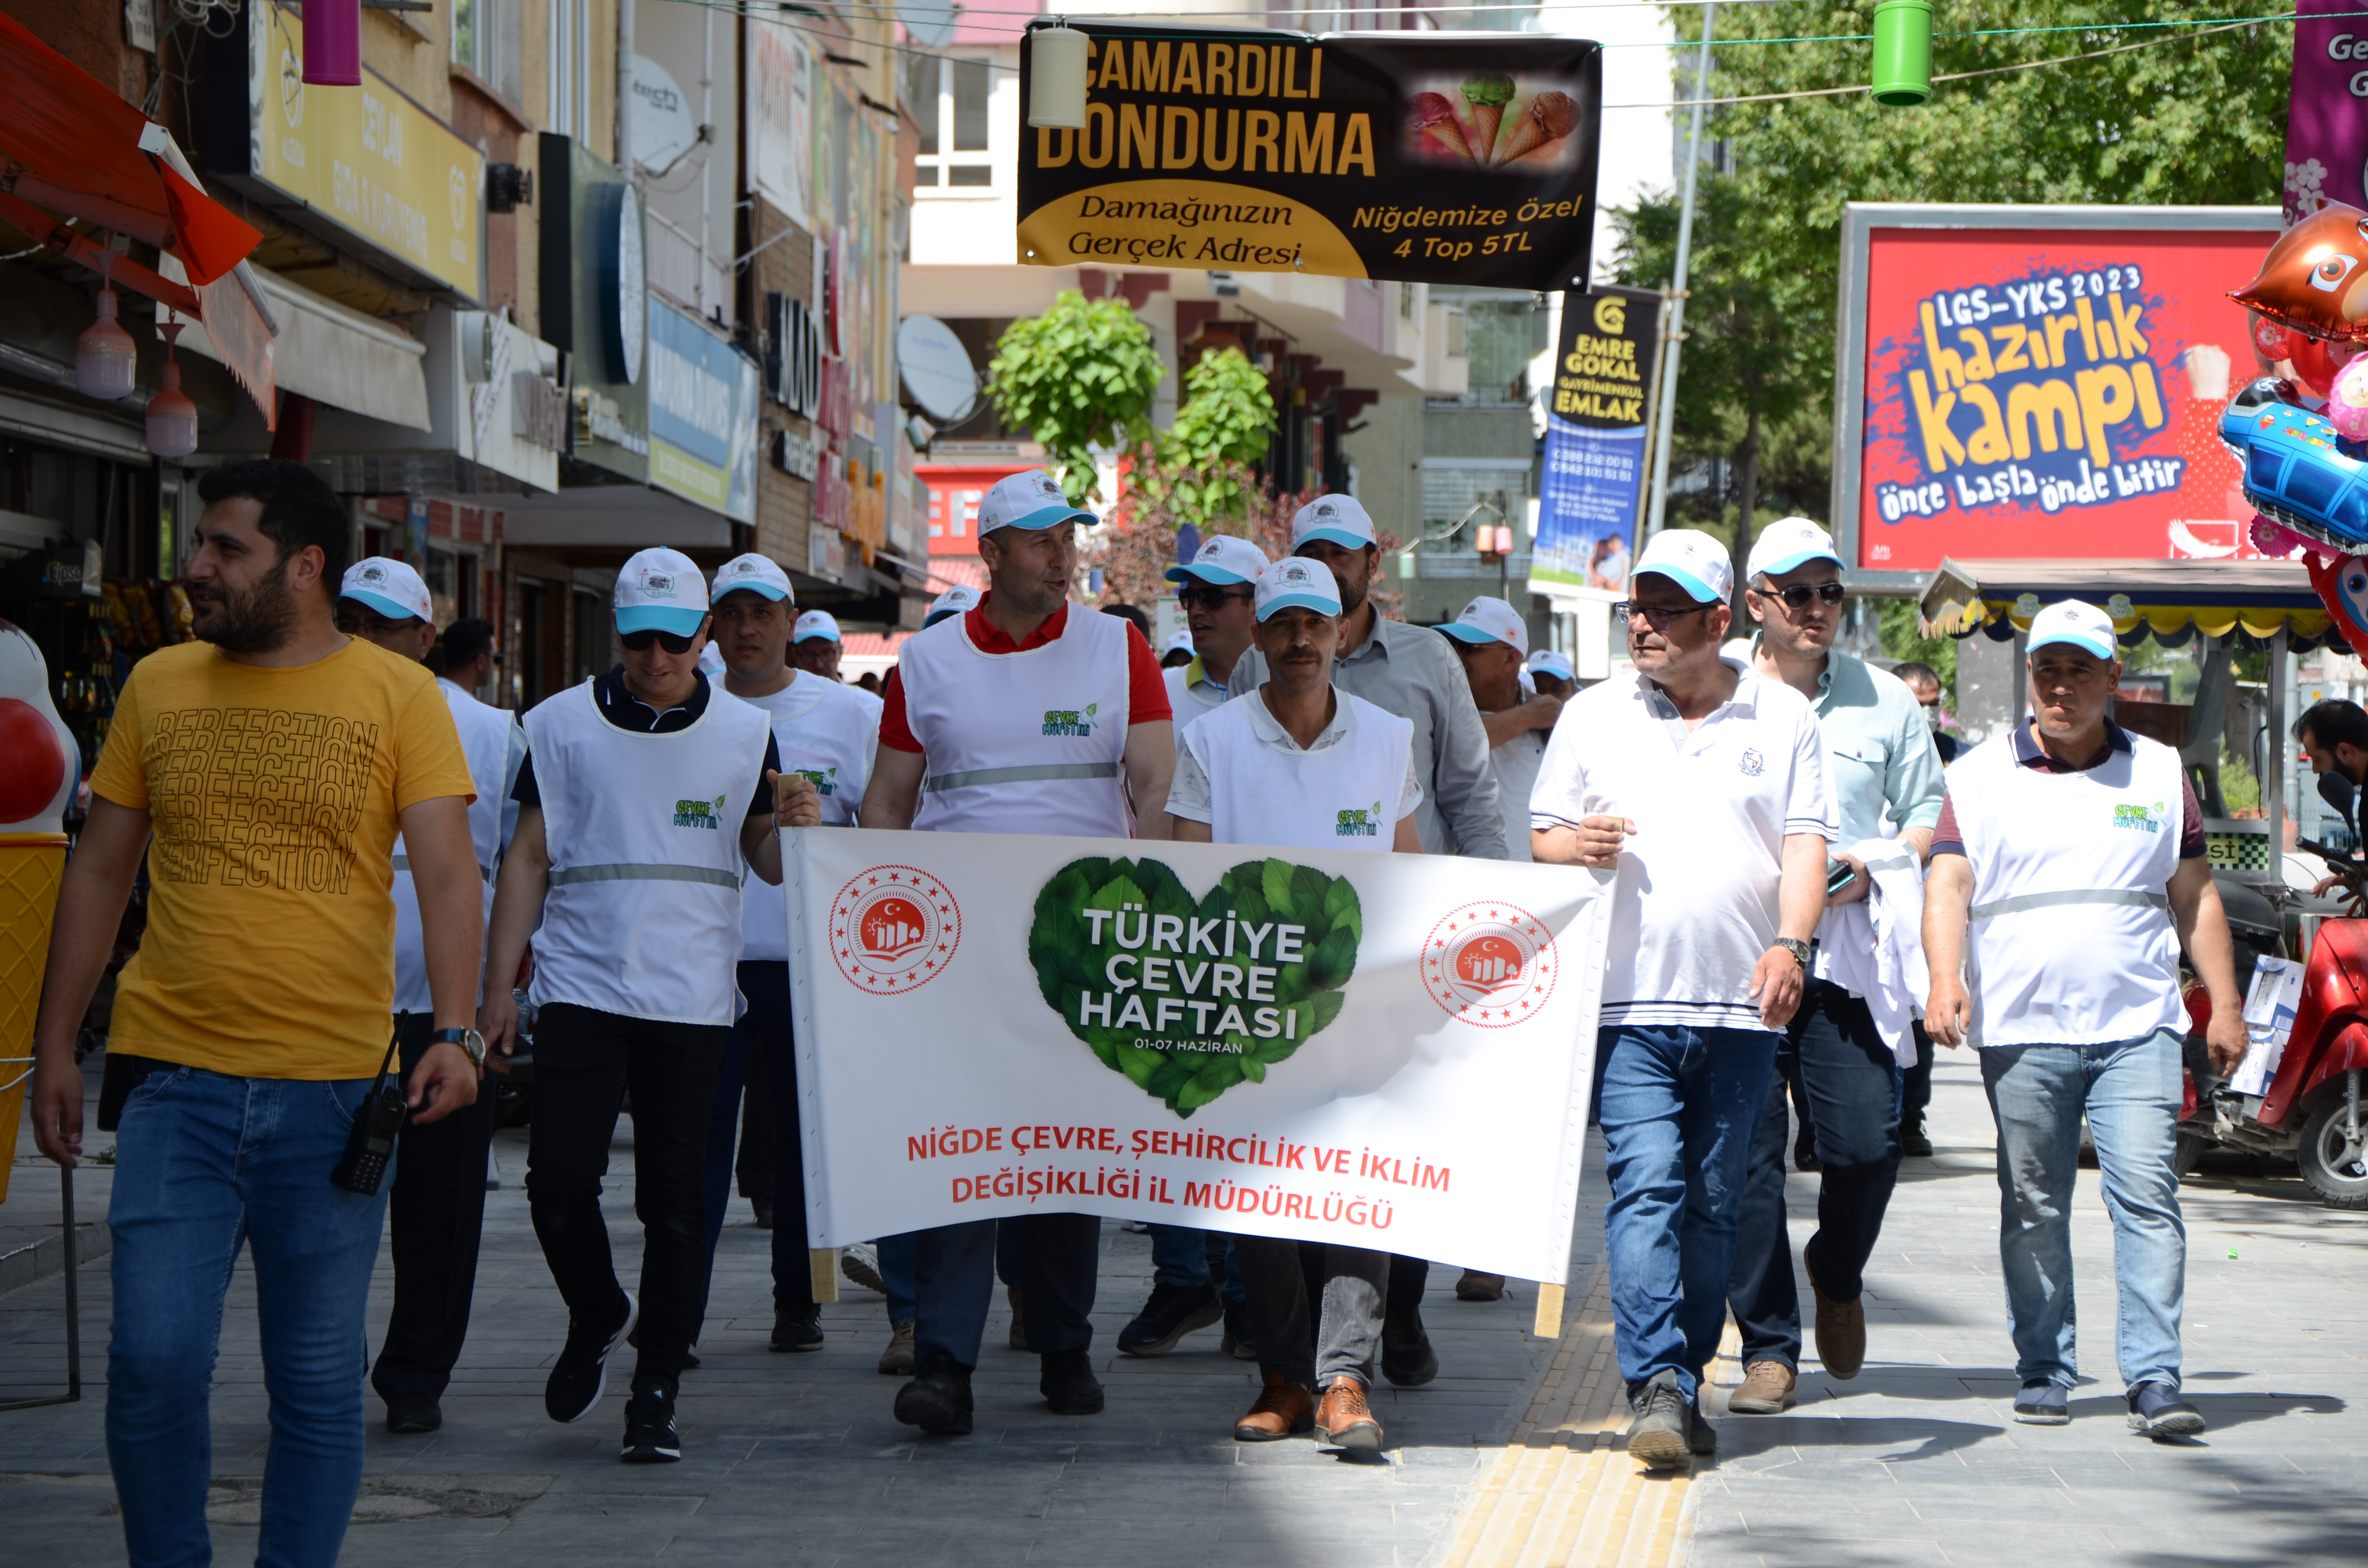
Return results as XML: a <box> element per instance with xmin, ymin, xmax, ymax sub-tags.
<box><xmin>840</xmin><ymin>1243</ymin><xmax>889</xmax><ymax>1297</ymax></box>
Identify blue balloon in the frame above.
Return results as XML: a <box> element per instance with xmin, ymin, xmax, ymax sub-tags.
<box><xmin>2222</xmin><ymin>378</ymin><xmax>2368</xmax><ymax>551</ymax></box>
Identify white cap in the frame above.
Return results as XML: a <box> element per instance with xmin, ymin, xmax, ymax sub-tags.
<box><xmin>1162</xmin><ymin>629</ymin><xmax>1197</xmax><ymax>658</ymax></box>
<box><xmin>1290</xmin><ymin>493</ymin><xmax>1378</xmax><ymax>551</ymax></box>
<box><xmin>1255</xmin><ymin>556</ymin><xmax>1343</xmax><ymax>620</ymax></box>
<box><xmin>615</xmin><ymin>547</ymin><xmax>708</xmax><ymax>637</ymax></box>
<box><xmin>925</xmin><ymin>583</ymin><xmax>981</xmax><ymax>625</ymax></box>
<box><xmin>1745</xmin><ymin>516</ymin><xmax>1842</xmax><ymax>581</ymax></box>
<box><xmin>711</xmin><ymin>552</ymin><xmax>794</xmax><ymax>604</ymax></box>
<box><xmin>1437</xmin><ymin>595</ymin><xmax>1528</xmax><ymax>655</ymax></box>
<box><xmin>979</xmin><ymin>468</ymin><xmax>1095</xmax><ymax>535</ymax></box>
<box><xmin>1630</xmin><ymin>528</ymin><xmax>1732</xmax><ymax>605</ymax></box>
<box><xmin>339</xmin><ymin>557</ymin><xmax>431</xmax><ymax>623</ymax></box>
<box><xmin>2026</xmin><ymin>599</ymin><xmax>2119</xmax><ymax>662</ymax></box>
<box><xmin>794</xmin><ymin>609</ymin><xmax>843</xmax><ymax>644</ymax></box>
<box><xmin>1527</xmin><ymin>649</ymin><xmax>1575</xmax><ymax>681</ymax></box>
<box><xmin>1164</xmin><ymin>534</ymin><xmax>1270</xmax><ymax>587</ymax></box>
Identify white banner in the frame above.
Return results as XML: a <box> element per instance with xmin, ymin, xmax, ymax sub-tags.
<box><xmin>745</xmin><ymin>20</ymin><xmax>813</xmax><ymax>231</ymax></box>
<box><xmin>786</xmin><ymin>829</ymin><xmax>1614</xmax><ymax>1284</ymax></box>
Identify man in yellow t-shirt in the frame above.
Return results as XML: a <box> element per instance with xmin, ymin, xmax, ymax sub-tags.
<box><xmin>28</xmin><ymin>460</ymin><xmax>484</xmax><ymax>1568</ymax></box>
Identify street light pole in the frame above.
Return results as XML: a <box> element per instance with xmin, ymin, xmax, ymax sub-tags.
<box><xmin>1643</xmin><ymin>3</ymin><xmax>1716</xmax><ymax>541</ymax></box>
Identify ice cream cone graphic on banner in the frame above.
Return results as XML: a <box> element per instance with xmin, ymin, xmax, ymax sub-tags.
<box><xmin>1498</xmin><ymin>91</ymin><xmax>1579</xmax><ymax>165</ymax></box>
<box><xmin>0</xmin><ymin>621</ymin><xmax>78</xmax><ymax>1202</ymax></box>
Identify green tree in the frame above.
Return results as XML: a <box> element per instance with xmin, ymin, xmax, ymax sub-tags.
<box><xmin>1156</xmin><ymin>348</ymin><xmax>1278</xmax><ymax>526</ymax></box>
<box><xmin>987</xmin><ymin>290</ymin><xmax>1168</xmax><ymax>505</ymax></box>
<box><xmin>1609</xmin><ymin>2</ymin><xmax>2289</xmax><ymax>557</ymax></box>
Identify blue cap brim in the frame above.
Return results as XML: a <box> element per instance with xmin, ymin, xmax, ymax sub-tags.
<box><xmin>341</xmin><ymin>588</ymin><xmax>425</xmax><ymax>623</ymax></box>
<box><xmin>1437</xmin><ymin>621</ymin><xmax>1515</xmax><ymax>648</ymax></box>
<box><xmin>796</xmin><ymin>631</ymin><xmax>841</xmax><ymax>644</ymax></box>
<box><xmin>2027</xmin><ymin>630</ymin><xmax>2116</xmax><ymax>661</ymax></box>
<box><xmin>1634</xmin><ymin>566</ymin><xmax>1722</xmax><ymax>604</ymax></box>
<box><xmin>711</xmin><ymin>582</ymin><xmax>789</xmax><ymax>604</ymax></box>
<box><xmin>1295</xmin><ymin>527</ymin><xmax>1374</xmax><ymax>551</ymax></box>
<box><xmin>984</xmin><ymin>504</ymin><xmax>1095</xmax><ymax>533</ymax></box>
<box><xmin>1752</xmin><ymin>546</ymin><xmax>1841</xmax><ymax>578</ymax></box>
<box><xmin>1163</xmin><ymin>561</ymin><xmax>1256</xmax><ymax>585</ymax></box>
<box><xmin>616</xmin><ymin>605</ymin><xmax>708</xmax><ymax>636</ymax></box>
<box><xmin>1258</xmin><ymin>592</ymin><xmax>1342</xmax><ymax>620</ymax></box>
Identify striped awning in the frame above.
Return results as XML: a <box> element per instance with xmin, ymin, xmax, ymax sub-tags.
<box><xmin>1919</xmin><ymin>558</ymin><xmax>2336</xmax><ymax>649</ymax></box>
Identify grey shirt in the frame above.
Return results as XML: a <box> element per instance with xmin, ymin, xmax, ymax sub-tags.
<box><xmin>1227</xmin><ymin>612</ymin><xmax>1506</xmax><ymax>858</ymax></box>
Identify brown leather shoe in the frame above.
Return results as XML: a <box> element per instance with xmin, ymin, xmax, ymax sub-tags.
<box><xmin>1233</xmin><ymin>1370</ymin><xmax>1316</xmax><ymax>1442</ymax></box>
<box><xmin>1806</xmin><ymin>1258</ymin><xmax>1865</xmax><ymax>1380</ymax></box>
<box><xmin>1728</xmin><ymin>1360</ymin><xmax>1797</xmax><ymax>1414</ymax></box>
<box><xmin>1314</xmin><ymin>1376</ymin><xmax>1384</xmax><ymax>1451</ymax></box>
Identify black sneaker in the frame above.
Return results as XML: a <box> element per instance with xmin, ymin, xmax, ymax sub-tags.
<box><xmin>1040</xmin><ymin>1348</ymin><xmax>1106</xmax><ymax>1415</ymax></box>
<box><xmin>620</xmin><ymin>1383</ymin><xmax>681</xmax><ymax>1464</ymax></box>
<box><xmin>1900</xmin><ymin>1120</ymin><xmax>1934</xmax><ymax>1158</ymax></box>
<box><xmin>1626</xmin><ymin>1372</ymin><xmax>1692</xmax><ymax>1470</ymax></box>
<box><xmin>2127</xmin><ymin>1381</ymin><xmax>2205</xmax><ymax>1438</ymax></box>
<box><xmin>1116</xmin><ymin>1281</ymin><xmax>1223</xmax><ymax>1357</ymax></box>
<box><xmin>547</xmin><ymin>1293</ymin><xmax>637</xmax><ymax>1424</ymax></box>
<box><xmin>894</xmin><ymin>1356</ymin><xmax>975</xmax><ymax>1435</ymax></box>
<box><xmin>1220</xmin><ymin>1302</ymin><xmax>1259</xmax><ymax>1361</ymax></box>
<box><xmin>1381</xmin><ymin>1309</ymin><xmax>1439</xmax><ymax>1388</ymax></box>
<box><xmin>752</xmin><ymin>1195</ymin><xmax>776</xmax><ymax>1230</ymax></box>
<box><xmin>2013</xmin><ymin>1379</ymin><xmax>2071</xmax><ymax>1425</ymax></box>
<box><xmin>383</xmin><ymin>1394</ymin><xmax>442</xmax><ymax>1434</ymax></box>
<box><xmin>770</xmin><ymin>1303</ymin><xmax>824</xmax><ymax>1353</ymax></box>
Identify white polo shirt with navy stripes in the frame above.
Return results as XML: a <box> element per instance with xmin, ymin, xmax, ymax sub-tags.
<box><xmin>1531</xmin><ymin>655</ymin><xmax>1837</xmax><ymax>1032</ymax></box>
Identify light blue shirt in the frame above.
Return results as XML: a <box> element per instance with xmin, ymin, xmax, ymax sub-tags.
<box><xmin>1770</xmin><ymin>644</ymin><xmax>1947</xmax><ymax>846</ymax></box>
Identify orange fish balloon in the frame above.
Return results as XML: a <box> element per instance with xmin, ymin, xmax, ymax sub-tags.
<box><xmin>2231</xmin><ymin>204</ymin><xmax>2368</xmax><ymax>342</ymax></box>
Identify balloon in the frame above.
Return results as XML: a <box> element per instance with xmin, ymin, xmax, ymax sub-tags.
<box><xmin>2308</xmin><ymin>549</ymin><xmax>2368</xmax><ymax>660</ymax></box>
<box><xmin>2229</xmin><ymin>204</ymin><xmax>2368</xmax><ymax>342</ymax></box>
<box><xmin>2334</xmin><ymin>356</ymin><xmax>2368</xmax><ymax>442</ymax></box>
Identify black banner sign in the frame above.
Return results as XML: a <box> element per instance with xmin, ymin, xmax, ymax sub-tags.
<box><xmin>1018</xmin><ymin>24</ymin><xmax>1602</xmax><ymax>290</ymax></box>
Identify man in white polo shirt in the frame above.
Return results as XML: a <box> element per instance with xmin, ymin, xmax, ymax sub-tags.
<box><xmin>791</xmin><ymin>610</ymin><xmax>845</xmax><ymax>680</ymax></box>
<box><xmin>864</xmin><ymin>468</ymin><xmax>1176</xmax><ymax>1435</ymax></box>
<box><xmin>333</xmin><ymin>559</ymin><xmax>526</xmax><ymax>1437</ymax></box>
<box><xmin>1924</xmin><ymin>599</ymin><xmax>2243</xmax><ymax>1439</ymax></box>
<box><xmin>1438</xmin><ymin>595</ymin><xmax>1563</xmax><ymax>869</ymax></box>
<box><xmin>1166</xmin><ymin>555</ymin><xmax>1421</xmax><ymax>1451</ymax></box>
<box><xmin>1161</xmin><ymin>534</ymin><xmax>1269</xmax><ymax>750</ymax></box>
<box><xmin>1723</xmin><ymin>518</ymin><xmax>1947</xmax><ymax>1417</ymax></box>
<box><xmin>1531</xmin><ymin>528</ymin><xmax>1834</xmax><ymax>1470</ymax></box>
<box><xmin>691</xmin><ymin>553</ymin><xmax>881</xmax><ymax>1357</ymax></box>
<box><xmin>479</xmin><ymin>548</ymin><xmax>822</xmax><ymax>1465</ymax></box>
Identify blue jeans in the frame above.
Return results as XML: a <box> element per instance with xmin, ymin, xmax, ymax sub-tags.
<box><xmin>878</xmin><ymin>1231</ymin><xmax>919</xmax><ymax>1324</ymax></box>
<box><xmin>1149</xmin><ymin>1224</ymin><xmax>1246</xmax><ymax>1305</ymax></box>
<box><xmin>1981</xmin><ymin>1029</ymin><xmax>2187</xmax><ymax>1392</ymax></box>
<box><xmin>913</xmin><ymin>1213</ymin><xmax>1099</xmax><ymax>1371</ymax></box>
<box><xmin>1727</xmin><ymin>980</ymin><xmax>1904</xmax><ymax>1367</ymax></box>
<box><xmin>1594</xmin><ymin>1023</ymin><xmax>1781</xmax><ymax>1403</ymax></box>
<box><xmin>106</xmin><ymin>1065</ymin><xmax>391</xmax><ymax>1568</ymax></box>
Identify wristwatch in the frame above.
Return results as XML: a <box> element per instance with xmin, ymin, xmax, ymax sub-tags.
<box><xmin>1771</xmin><ymin>937</ymin><xmax>1813</xmax><ymax>971</ymax></box>
<box><xmin>431</xmin><ymin>1026</ymin><xmax>488</xmax><ymax>1066</ymax></box>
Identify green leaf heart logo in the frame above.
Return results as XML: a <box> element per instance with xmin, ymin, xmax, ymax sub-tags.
<box><xmin>1029</xmin><ymin>856</ymin><xmax>1363</xmax><ymax>1118</ymax></box>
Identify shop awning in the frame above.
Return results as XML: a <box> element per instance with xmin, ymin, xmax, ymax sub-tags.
<box><xmin>163</xmin><ymin>259</ymin><xmax>428</xmax><ymax>431</ymax></box>
<box><xmin>1919</xmin><ymin>558</ymin><xmax>2335</xmax><ymax>649</ymax></box>
<box><xmin>0</xmin><ymin>11</ymin><xmax>275</xmax><ymax>421</ymax></box>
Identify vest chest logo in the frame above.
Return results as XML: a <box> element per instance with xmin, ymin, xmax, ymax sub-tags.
<box><xmin>1042</xmin><ymin>702</ymin><xmax>1099</xmax><ymax>737</ymax></box>
<box><xmin>2113</xmin><ymin>800</ymin><xmax>2169</xmax><ymax>834</ymax></box>
<box><xmin>1335</xmin><ymin>801</ymin><xmax>1383</xmax><ymax>838</ymax></box>
<box><xmin>674</xmin><ymin>792</ymin><xmax>728</xmax><ymax>830</ymax></box>
<box><xmin>1738</xmin><ymin>747</ymin><xmax>1766</xmax><ymax>777</ymax></box>
<box><xmin>794</xmin><ymin>766</ymin><xmax>839</xmax><ymax>796</ymax></box>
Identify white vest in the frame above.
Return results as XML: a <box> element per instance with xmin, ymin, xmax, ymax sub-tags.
<box><xmin>392</xmin><ymin>680</ymin><xmax>521</xmax><ymax>1014</ymax></box>
<box><xmin>1184</xmin><ymin>691</ymin><xmax>1413</xmax><ymax>852</ymax></box>
<box><xmin>524</xmin><ymin>679</ymin><xmax>773</xmax><ymax>1025</ymax></box>
<box><xmin>739</xmin><ymin>673</ymin><xmax>880</xmax><ymax>962</ymax></box>
<box><xmin>1491</xmin><ymin>728</ymin><xmax>1547</xmax><ymax>865</ymax></box>
<box><xmin>1951</xmin><ymin>731</ymin><xmax>2188</xmax><ymax>1046</ymax></box>
<box><xmin>898</xmin><ymin>606</ymin><xmax>1134</xmax><ymax>838</ymax></box>
<box><xmin>1165</xmin><ymin>660</ymin><xmax>1228</xmax><ymax>750</ymax></box>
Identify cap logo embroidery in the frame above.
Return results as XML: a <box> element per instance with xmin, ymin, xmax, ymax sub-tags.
<box><xmin>641</xmin><ymin>571</ymin><xmax>676</xmax><ymax>598</ymax></box>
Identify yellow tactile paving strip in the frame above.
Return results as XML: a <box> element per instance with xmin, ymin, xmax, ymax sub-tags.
<box><xmin>1439</xmin><ymin>1257</ymin><xmax>1727</xmax><ymax>1568</ymax></box>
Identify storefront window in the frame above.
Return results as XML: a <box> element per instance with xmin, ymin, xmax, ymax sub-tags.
<box><xmin>571</xmin><ymin>587</ymin><xmax>606</xmax><ymax>685</ymax></box>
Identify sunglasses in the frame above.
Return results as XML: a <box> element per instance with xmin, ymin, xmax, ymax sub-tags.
<box><xmin>1760</xmin><ymin>582</ymin><xmax>1847</xmax><ymax>611</ymax></box>
<box><xmin>619</xmin><ymin>627</ymin><xmax>702</xmax><ymax>654</ymax></box>
<box><xmin>1177</xmin><ymin>583</ymin><xmax>1254</xmax><ymax>610</ymax></box>
<box><xmin>1614</xmin><ymin>600</ymin><xmax>1714</xmax><ymax>631</ymax></box>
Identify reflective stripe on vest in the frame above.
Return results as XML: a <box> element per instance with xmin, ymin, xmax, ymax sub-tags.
<box><xmin>549</xmin><ymin>862</ymin><xmax>742</xmax><ymax>889</ymax></box>
<box><xmin>923</xmin><ymin>760</ymin><xmax>1124</xmax><ymax>794</ymax></box>
<box><xmin>1969</xmin><ymin>887</ymin><xmax>2171</xmax><ymax>920</ymax></box>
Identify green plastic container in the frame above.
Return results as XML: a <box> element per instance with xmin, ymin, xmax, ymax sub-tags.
<box><xmin>1871</xmin><ymin>0</ymin><xmax>1934</xmax><ymax>106</ymax></box>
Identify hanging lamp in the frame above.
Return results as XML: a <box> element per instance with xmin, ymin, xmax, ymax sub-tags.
<box><xmin>146</xmin><ymin>321</ymin><xmax>198</xmax><ymax>458</ymax></box>
<box><xmin>74</xmin><ymin>251</ymin><xmax>138</xmax><ymax>402</ymax></box>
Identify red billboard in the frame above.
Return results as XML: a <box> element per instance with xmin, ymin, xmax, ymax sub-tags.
<box><xmin>1835</xmin><ymin>206</ymin><xmax>2283</xmax><ymax>583</ymax></box>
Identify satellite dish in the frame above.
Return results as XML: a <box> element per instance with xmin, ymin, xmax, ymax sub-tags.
<box><xmin>630</xmin><ymin>55</ymin><xmax>698</xmax><ymax>173</ymax></box>
<box><xmin>897</xmin><ymin>3</ymin><xmax>959</xmax><ymax>49</ymax></box>
<box><xmin>897</xmin><ymin>315</ymin><xmax>980</xmax><ymax>424</ymax></box>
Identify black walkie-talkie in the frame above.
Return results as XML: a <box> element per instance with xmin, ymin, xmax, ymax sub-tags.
<box><xmin>332</xmin><ymin>1029</ymin><xmax>407</xmax><ymax>1196</ymax></box>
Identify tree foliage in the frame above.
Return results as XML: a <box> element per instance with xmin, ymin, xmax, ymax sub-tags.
<box><xmin>1608</xmin><ymin>2</ymin><xmax>2290</xmax><ymax>565</ymax></box>
<box><xmin>987</xmin><ymin>290</ymin><xmax>1167</xmax><ymax>505</ymax></box>
<box><xmin>1151</xmin><ymin>348</ymin><xmax>1279</xmax><ymax>526</ymax></box>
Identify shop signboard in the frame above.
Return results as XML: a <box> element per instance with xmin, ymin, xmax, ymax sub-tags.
<box><xmin>220</xmin><ymin>2</ymin><xmax>484</xmax><ymax>300</ymax></box>
<box><xmin>1018</xmin><ymin>24</ymin><xmax>1600</xmax><ymax>289</ymax></box>
<box><xmin>2284</xmin><ymin>0</ymin><xmax>2368</xmax><ymax>222</ymax></box>
<box><xmin>648</xmin><ymin>298</ymin><xmax>760</xmax><ymax>521</ymax></box>
<box><xmin>1534</xmin><ymin>286</ymin><xmax>1657</xmax><ymax>595</ymax></box>
<box><xmin>540</xmin><ymin>135</ymin><xmax>650</xmax><ymax>481</ymax></box>
<box><xmin>1834</xmin><ymin>204</ymin><xmax>2285</xmax><ymax>588</ymax></box>
<box><xmin>746</xmin><ymin>16</ymin><xmax>814</xmax><ymax>229</ymax></box>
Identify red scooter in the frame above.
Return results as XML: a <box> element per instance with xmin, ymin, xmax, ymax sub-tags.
<box><xmin>2178</xmin><ymin>777</ymin><xmax>2368</xmax><ymax>1207</ymax></box>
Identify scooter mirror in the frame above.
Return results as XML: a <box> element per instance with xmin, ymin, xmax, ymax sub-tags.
<box><xmin>2319</xmin><ymin>770</ymin><xmax>2358</xmax><ymax>837</ymax></box>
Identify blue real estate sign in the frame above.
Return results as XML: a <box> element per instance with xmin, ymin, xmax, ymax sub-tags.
<box><xmin>1534</xmin><ymin>287</ymin><xmax>1656</xmax><ymax>593</ymax></box>
<box><xmin>648</xmin><ymin>297</ymin><xmax>761</xmax><ymax>522</ymax></box>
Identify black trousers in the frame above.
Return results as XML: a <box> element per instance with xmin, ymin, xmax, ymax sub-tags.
<box><xmin>1903</xmin><ymin>1021</ymin><xmax>1936</xmax><ymax>1129</ymax></box>
<box><xmin>525</xmin><ymin>1002</ymin><xmax>729</xmax><ymax>1383</ymax></box>
<box><xmin>370</xmin><ymin>1012</ymin><xmax>497</xmax><ymax>1401</ymax></box>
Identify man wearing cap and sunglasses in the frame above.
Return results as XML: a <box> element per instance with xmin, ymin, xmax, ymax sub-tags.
<box><xmin>1924</xmin><ymin>598</ymin><xmax>2243</xmax><ymax>1439</ymax></box>
<box><xmin>865</xmin><ymin>467</ymin><xmax>1176</xmax><ymax>1435</ymax></box>
<box><xmin>1719</xmin><ymin>518</ymin><xmax>1948</xmax><ymax>1417</ymax></box>
<box><xmin>479</xmin><ymin>547</ymin><xmax>824</xmax><ymax>1465</ymax></box>
<box><xmin>334</xmin><ymin>560</ymin><xmax>528</xmax><ymax>1437</ymax></box>
<box><xmin>1162</xmin><ymin>534</ymin><xmax>1269</xmax><ymax>750</ymax></box>
<box><xmin>1531</xmin><ymin>528</ymin><xmax>1835</xmax><ymax>1469</ymax></box>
